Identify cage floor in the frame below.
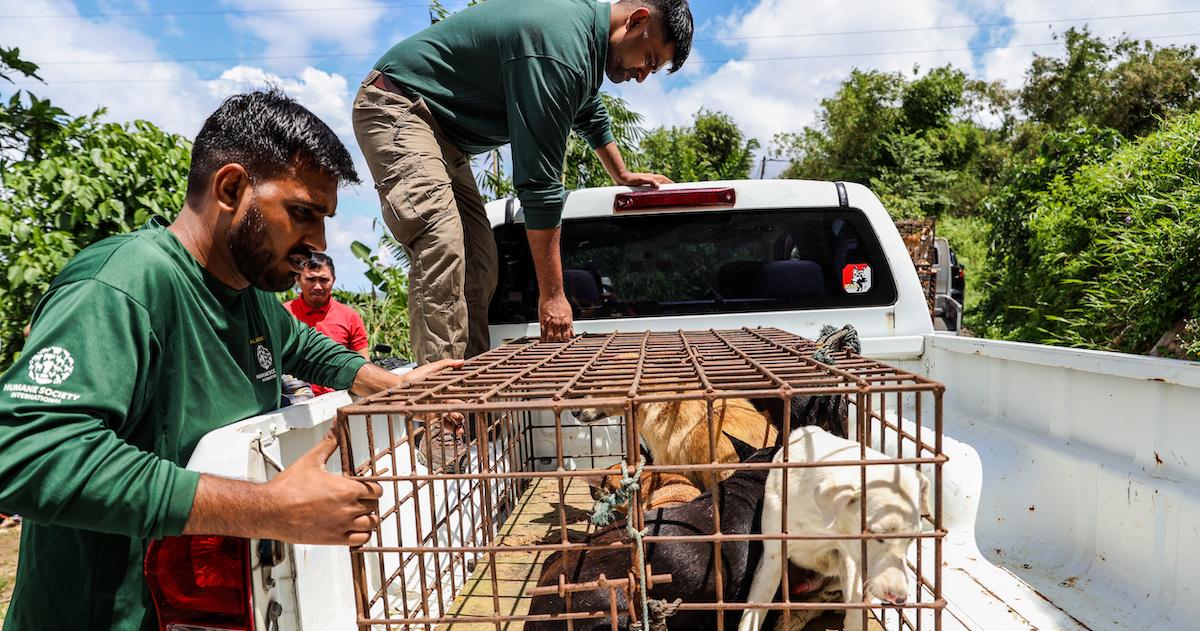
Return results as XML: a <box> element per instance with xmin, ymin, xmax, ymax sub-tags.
<box><xmin>437</xmin><ymin>476</ymin><xmax>599</xmax><ymax>631</ymax></box>
<box><xmin>435</xmin><ymin>477</ymin><xmax>881</xmax><ymax>631</ymax></box>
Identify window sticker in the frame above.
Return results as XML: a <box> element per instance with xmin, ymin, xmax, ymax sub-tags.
<box><xmin>843</xmin><ymin>264</ymin><xmax>872</xmax><ymax>294</ymax></box>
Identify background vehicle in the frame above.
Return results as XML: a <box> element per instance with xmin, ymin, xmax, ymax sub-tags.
<box><xmin>176</xmin><ymin>180</ymin><xmax>1200</xmax><ymax>631</ymax></box>
<box><xmin>933</xmin><ymin>236</ymin><xmax>965</xmax><ymax>332</ymax></box>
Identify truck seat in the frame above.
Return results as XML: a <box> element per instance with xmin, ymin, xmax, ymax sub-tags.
<box><xmin>755</xmin><ymin>260</ymin><xmax>826</xmax><ymax>299</ymax></box>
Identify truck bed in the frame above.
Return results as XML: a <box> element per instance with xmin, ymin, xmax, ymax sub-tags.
<box><xmin>909</xmin><ymin>334</ymin><xmax>1200</xmax><ymax>631</ymax></box>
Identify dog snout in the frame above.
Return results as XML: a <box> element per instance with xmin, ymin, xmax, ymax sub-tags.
<box><xmin>572</xmin><ymin>408</ymin><xmax>611</xmax><ymax>424</ymax></box>
<box><xmin>868</xmin><ymin>566</ymin><xmax>910</xmax><ymax>606</ymax></box>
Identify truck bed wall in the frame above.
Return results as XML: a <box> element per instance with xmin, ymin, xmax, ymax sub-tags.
<box><xmin>914</xmin><ymin>334</ymin><xmax>1200</xmax><ymax>631</ymax></box>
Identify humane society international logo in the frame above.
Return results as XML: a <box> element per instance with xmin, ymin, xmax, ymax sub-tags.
<box><xmin>28</xmin><ymin>346</ymin><xmax>75</xmax><ymax>385</ymax></box>
<box><xmin>256</xmin><ymin>344</ymin><xmax>273</xmax><ymax>370</ymax></box>
<box><xmin>252</xmin><ymin>341</ymin><xmax>277</xmax><ymax>383</ymax></box>
<box><xmin>3</xmin><ymin>346</ymin><xmax>81</xmax><ymax>404</ymax></box>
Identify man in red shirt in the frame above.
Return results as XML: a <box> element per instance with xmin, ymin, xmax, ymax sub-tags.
<box><xmin>285</xmin><ymin>253</ymin><xmax>369</xmax><ymax>394</ymax></box>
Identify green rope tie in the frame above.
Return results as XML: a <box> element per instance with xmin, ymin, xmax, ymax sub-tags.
<box><xmin>590</xmin><ymin>460</ymin><xmax>643</xmax><ymax>527</ymax></box>
<box><xmin>812</xmin><ymin>324</ymin><xmax>862</xmax><ymax>365</ymax></box>
<box><xmin>589</xmin><ymin>461</ymin><xmax>659</xmax><ymax>631</ymax></box>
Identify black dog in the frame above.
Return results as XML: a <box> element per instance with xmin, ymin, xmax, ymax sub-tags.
<box><xmin>525</xmin><ymin>434</ymin><xmax>778</xmax><ymax>631</ymax></box>
<box><xmin>753</xmin><ymin>394</ymin><xmax>849</xmax><ymax>440</ymax></box>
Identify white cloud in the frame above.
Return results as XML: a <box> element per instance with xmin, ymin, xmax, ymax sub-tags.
<box><xmin>219</xmin><ymin>0</ymin><xmax>392</xmax><ymax>74</ymax></box>
<box><xmin>323</xmin><ymin>207</ymin><xmax>386</xmax><ymax>292</ymax></box>
<box><xmin>615</xmin><ymin>0</ymin><xmax>1200</xmax><ymax>160</ymax></box>
<box><xmin>211</xmin><ymin>65</ymin><xmax>354</xmax><ymax>136</ymax></box>
<box><xmin>613</xmin><ymin>0</ymin><xmax>978</xmax><ymax>154</ymax></box>
<box><xmin>0</xmin><ymin>1</ymin><xmax>212</xmax><ymax>138</ymax></box>
<box><xmin>977</xmin><ymin>0</ymin><xmax>1200</xmax><ymax>89</ymax></box>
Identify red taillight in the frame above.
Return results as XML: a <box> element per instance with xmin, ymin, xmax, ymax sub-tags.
<box><xmin>958</xmin><ymin>268</ymin><xmax>966</xmax><ymax>279</ymax></box>
<box><xmin>613</xmin><ymin>187</ymin><xmax>736</xmax><ymax>211</ymax></box>
<box><xmin>144</xmin><ymin>535</ymin><xmax>253</xmax><ymax>631</ymax></box>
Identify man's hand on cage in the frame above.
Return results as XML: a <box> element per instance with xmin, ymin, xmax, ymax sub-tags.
<box><xmin>539</xmin><ymin>291</ymin><xmax>574</xmax><ymax>342</ymax></box>
<box><xmin>184</xmin><ymin>429</ymin><xmax>384</xmax><ymax>546</ymax></box>
<box><xmin>262</xmin><ymin>430</ymin><xmax>384</xmax><ymax>547</ymax></box>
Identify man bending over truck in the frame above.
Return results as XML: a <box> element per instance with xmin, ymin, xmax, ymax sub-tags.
<box><xmin>353</xmin><ymin>0</ymin><xmax>693</xmax><ymax>363</ymax></box>
<box><xmin>0</xmin><ymin>90</ymin><xmax>459</xmax><ymax>630</ymax></box>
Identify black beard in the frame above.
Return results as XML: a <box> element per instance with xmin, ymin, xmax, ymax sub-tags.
<box><xmin>226</xmin><ymin>203</ymin><xmax>306</xmax><ymax>292</ymax></box>
<box><xmin>605</xmin><ymin>40</ymin><xmax>628</xmax><ymax>83</ymax></box>
<box><xmin>605</xmin><ymin>54</ymin><xmax>625</xmax><ymax>83</ymax></box>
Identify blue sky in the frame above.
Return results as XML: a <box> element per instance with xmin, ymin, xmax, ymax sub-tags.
<box><xmin>3</xmin><ymin>0</ymin><xmax>1200</xmax><ymax>290</ymax></box>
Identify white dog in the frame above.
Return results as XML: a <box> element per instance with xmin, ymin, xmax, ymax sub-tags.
<box><xmin>739</xmin><ymin>426</ymin><xmax>931</xmax><ymax>631</ymax></box>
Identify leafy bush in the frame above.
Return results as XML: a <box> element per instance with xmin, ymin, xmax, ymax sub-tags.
<box><xmin>975</xmin><ymin>111</ymin><xmax>1200</xmax><ymax>357</ymax></box>
<box><xmin>0</xmin><ymin>114</ymin><xmax>190</xmax><ymax>368</ymax></box>
<box><xmin>348</xmin><ymin>236</ymin><xmax>412</xmax><ymax>359</ymax></box>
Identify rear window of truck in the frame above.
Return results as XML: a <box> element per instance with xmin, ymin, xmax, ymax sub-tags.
<box><xmin>488</xmin><ymin>207</ymin><xmax>897</xmax><ymax>324</ymax></box>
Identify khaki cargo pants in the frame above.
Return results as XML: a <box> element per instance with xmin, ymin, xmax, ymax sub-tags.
<box><xmin>352</xmin><ymin>71</ymin><xmax>498</xmax><ymax>364</ymax></box>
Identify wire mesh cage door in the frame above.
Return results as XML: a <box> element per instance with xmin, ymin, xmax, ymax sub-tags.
<box><xmin>337</xmin><ymin>328</ymin><xmax>945</xmax><ymax>631</ymax></box>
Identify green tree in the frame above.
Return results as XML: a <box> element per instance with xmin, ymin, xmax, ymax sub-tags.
<box><xmin>0</xmin><ymin>47</ymin><xmax>69</xmax><ymax>170</ymax></box>
<box><xmin>1020</xmin><ymin>28</ymin><xmax>1200</xmax><ymax>139</ymax></box>
<box><xmin>639</xmin><ymin>109</ymin><xmax>759</xmax><ymax>183</ymax></box>
<box><xmin>348</xmin><ymin>232</ymin><xmax>412</xmax><ymax>358</ymax></box>
<box><xmin>0</xmin><ymin>50</ymin><xmax>192</xmax><ymax>368</ymax></box>
<box><xmin>775</xmin><ymin>66</ymin><xmax>1012</xmax><ymax>219</ymax></box>
<box><xmin>562</xmin><ymin>93</ymin><xmax>647</xmax><ymax>190</ymax></box>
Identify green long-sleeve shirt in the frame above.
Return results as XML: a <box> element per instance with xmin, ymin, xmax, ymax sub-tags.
<box><xmin>375</xmin><ymin>0</ymin><xmax>615</xmax><ymax>229</ymax></box>
<box><xmin>0</xmin><ymin>219</ymin><xmax>367</xmax><ymax>630</ymax></box>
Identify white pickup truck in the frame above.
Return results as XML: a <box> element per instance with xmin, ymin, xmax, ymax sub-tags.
<box><xmin>165</xmin><ymin>180</ymin><xmax>1200</xmax><ymax>631</ymax></box>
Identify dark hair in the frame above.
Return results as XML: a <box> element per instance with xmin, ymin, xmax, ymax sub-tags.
<box><xmin>186</xmin><ymin>89</ymin><xmax>359</xmax><ymax>202</ymax></box>
<box><xmin>303</xmin><ymin>252</ymin><xmax>335</xmax><ymax>277</ymax></box>
<box><xmin>637</xmin><ymin>0</ymin><xmax>693</xmax><ymax>73</ymax></box>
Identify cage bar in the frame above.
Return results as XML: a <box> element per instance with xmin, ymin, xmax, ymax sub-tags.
<box><xmin>337</xmin><ymin>328</ymin><xmax>944</xmax><ymax>631</ymax></box>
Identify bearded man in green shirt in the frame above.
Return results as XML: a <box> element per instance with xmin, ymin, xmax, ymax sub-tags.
<box><xmin>0</xmin><ymin>90</ymin><xmax>459</xmax><ymax>630</ymax></box>
<box><xmin>353</xmin><ymin>0</ymin><xmax>693</xmax><ymax>363</ymax></box>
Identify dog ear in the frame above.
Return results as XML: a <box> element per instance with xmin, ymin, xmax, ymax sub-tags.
<box><xmin>917</xmin><ymin>469</ymin><xmax>932</xmax><ymax>518</ymax></box>
<box><xmin>639</xmin><ymin>442</ymin><xmax>654</xmax><ymax>465</ymax></box>
<box><xmin>723</xmin><ymin>431</ymin><xmax>756</xmax><ymax>462</ymax></box>
<box><xmin>814</xmin><ymin>479</ymin><xmax>858</xmax><ymax>530</ymax></box>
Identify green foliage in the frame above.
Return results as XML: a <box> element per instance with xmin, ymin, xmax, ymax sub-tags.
<box><xmin>0</xmin><ymin>47</ymin><xmax>192</xmax><ymax>368</ymax></box>
<box><xmin>775</xmin><ymin>66</ymin><xmax>1012</xmax><ymax>219</ymax></box>
<box><xmin>562</xmin><ymin>93</ymin><xmax>648</xmax><ymax>190</ymax></box>
<box><xmin>348</xmin><ymin>234</ymin><xmax>412</xmax><ymax>358</ymax></box>
<box><xmin>973</xmin><ymin>110</ymin><xmax>1200</xmax><ymax>357</ymax></box>
<box><xmin>1020</xmin><ymin>28</ymin><xmax>1200</xmax><ymax>139</ymax></box>
<box><xmin>639</xmin><ymin>109</ymin><xmax>759</xmax><ymax>183</ymax></box>
<box><xmin>0</xmin><ymin>47</ymin><xmax>69</xmax><ymax>170</ymax></box>
<box><xmin>1179</xmin><ymin>320</ymin><xmax>1200</xmax><ymax>359</ymax></box>
<box><xmin>0</xmin><ymin>115</ymin><xmax>192</xmax><ymax>368</ymax></box>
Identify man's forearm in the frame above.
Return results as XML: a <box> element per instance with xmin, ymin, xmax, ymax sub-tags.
<box><xmin>184</xmin><ymin>474</ymin><xmax>277</xmax><ymax>539</ymax></box>
<box><xmin>526</xmin><ymin>227</ymin><xmax>565</xmax><ymax>298</ymax></box>
<box><xmin>593</xmin><ymin>143</ymin><xmax>673</xmax><ymax>188</ymax></box>
<box><xmin>594</xmin><ymin>142</ymin><xmax>628</xmax><ymax>182</ymax></box>
<box><xmin>349</xmin><ymin>361</ymin><xmax>405</xmax><ymax>396</ymax></box>
<box><xmin>183</xmin><ymin>430</ymin><xmax>383</xmax><ymax>546</ymax></box>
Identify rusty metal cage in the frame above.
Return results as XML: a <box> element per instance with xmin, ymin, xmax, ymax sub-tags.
<box><xmin>337</xmin><ymin>328</ymin><xmax>946</xmax><ymax>631</ymax></box>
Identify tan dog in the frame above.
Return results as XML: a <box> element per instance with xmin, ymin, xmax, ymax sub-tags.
<box><xmin>586</xmin><ymin>465</ymin><xmax>703</xmax><ymax>515</ymax></box>
<box><xmin>576</xmin><ymin>397</ymin><xmax>778</xmax><ymax>489</ymax></box>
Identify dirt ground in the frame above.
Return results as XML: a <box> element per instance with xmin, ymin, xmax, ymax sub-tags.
<box><xmin>0</xmin><ymin>525</ymin><xmax>19</xmax><ymax>626</ymax></box>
